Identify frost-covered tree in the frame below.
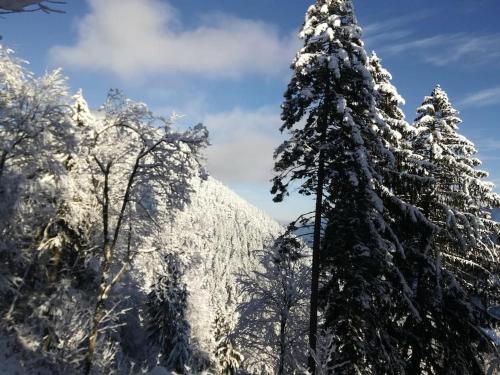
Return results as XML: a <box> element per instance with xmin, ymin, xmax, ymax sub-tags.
<box><xmin>76</xmin><ymin>90</ymin><xmax>208</xmax><ymax>375</ymax></box>
<box><xmin>0</xmin><ymin>44</ymin><xmax>214</xmax><ymax>374</ymax></box>
<box><xmin>0</xmin><ymin>45</ymin><xmax>113</xmax><ymax>374</ymax></box>
<box><xmin>146</xmin><ymin>253</ymin><xmax>191</xmax><ymax>373</ymax></box>
<box><xmin>236</xmin><ymin>235</ymin><xmax>309</xmax><ymax>374</ymax></box>
<box><xmin>412</xmin><ymin>86</ymin><xmax>500</xmax><ymax>279</ymax></box>
<box><xmin>412</xmin><ymin>86</ymin><xmax>500</xmax><ymax>338</ymax></box>
<box><xmin>0</xmin><ymin>43</ymin><xmax>76</xmax><ymax>314</ymax></box>
<box><xmin>0</xmin><ymin>45</ymin><xmax>72</xmax><ymax>193</ymax></box>
<box><xmin>213</xmin><ymin>310</ymin><xmax>243</xmax><ymax>375</ymax></box>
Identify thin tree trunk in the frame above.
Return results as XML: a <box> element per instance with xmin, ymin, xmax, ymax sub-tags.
<box><xmin>84</xmin><ymin>152</ymin><xmax>143</xmax><ymax>374</ymax></box>
<box><xmin>84</xmin><ymin>162</ymin><xmax>111</xmax><ymax>375</ymax></box>
<box><xmin>0</xmin><ymin>150</ymin><xmax>8</xmax><ymax>181</ymax></box>
<box><xmin>307</xmin><ymin>150</ymin><xmax>325</xmax><ymax>374</ymax></box>
<box><xmin>278</xmin><ymin>311</ymin><xmax>288</xmax><ymax>375</ymax></box>
<box><xmin>408</xmin><ymin>280</ymin><xmax>424</xmax><ymax>375</ymax></box>
<box><xmin>84</xmin><ymin>296</ymin><xmax>106</xmax><ymax>375</ymax></box>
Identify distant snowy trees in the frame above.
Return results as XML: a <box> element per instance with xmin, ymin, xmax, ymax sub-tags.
<box><xmin>213</xmin><ymin>309</ymin><xmax>244</xmax><ymax>375</ymax></box>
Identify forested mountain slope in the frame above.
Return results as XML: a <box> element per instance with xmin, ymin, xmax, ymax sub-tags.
<box><xmin>130</xmin><ymin>176</ymin><xmax>283</xmax><ymax>363</ymax></box>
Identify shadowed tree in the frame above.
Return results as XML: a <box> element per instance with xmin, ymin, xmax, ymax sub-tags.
<box><xmin>275</xmin><ymin>1</ymin><xmax>497</xmax><ymax>373</ymax></box>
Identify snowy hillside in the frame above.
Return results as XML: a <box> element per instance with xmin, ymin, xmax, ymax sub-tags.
<box><xmin>0</xmin><ymin>175</ymin><xmax>284</xmax><ymax>374</ymax></box>
<box><xmin>129</xmin><ymin>176</ymin><xmax>283</xmax><ymax>363</ymax></box>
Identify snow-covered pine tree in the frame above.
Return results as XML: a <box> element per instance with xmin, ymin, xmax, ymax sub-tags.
<box><xmin>236</xmin><ymin>234</ymin><xmax>309</xmax><ymax>374</ymax></box>
<box><xmin>412</xmin><ymin>85</ymin><xmax>500</xmax><ymax>328</ymax></box>
<box><xmin>146</xmin><ymin>253</ymin><xmax>191</xmax><ymax>373</ymax></box>
<box><xmin>367</xmin><ymin>52</ymin><xmax>422</xmax><ymax>176</ymax></box>
<box><xmin>368</xmin><ymin>52</ymin><xmax>434</xmax><ymax>221</ymax></box>
<box><xmin>368</xmin><ymin>51</ymin><xmax>411</xmax><ymax>151</ymax></box>
<box><xmin>275</xmin><ymin>1</ymin><xmax>495</xmax><ymax>373</ymax></box>
<box><xmin>272</xmin><ymin>0</ymin><xmax>354</xmax><ymax>365</ymax></box>
<box><xmin>212</xmin><ymin>310</ymin><xmax>243</xmax><ymax>375</ymax></box>
<box><xmin>273</xmin><ymin>0</ymin><xmax>421</xmax><ymax>371</ymax></box>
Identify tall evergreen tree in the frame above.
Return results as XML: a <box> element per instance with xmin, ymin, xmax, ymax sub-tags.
<box><xmin>272</xmin><ymin>0</ymin><xmax>359</xmax><ymax>366</ymax></box>
<box><xmin>368</xmin><ymin>52</ymin><xmax>411</xmax><ymax>150</ymax></box>
<box><xmin>412</xmin><ymin>85</ymin><xmax>500</xmax><ymax>328</ymax></box>
<box><xmin>369</xmin><ymin>64</ymin><xmax>499</xmax><ymax>373</ymax></box>
<box><xmin>273</xmin><ymin>0</ymin><xmax>420</xmax><ymax>371</ymax></box>
<box><xmin>368</xmin><ymin>52</ymin><xmax>420</xmax><ymax>168</ymax></box>
<box><xmin>368</xmin><ymin>52</ymin><xmax>432</xmax><ymax>221</ymax></box>
<box><xmin>275</xmin><ymin>1</ymin><xmax>497</xmax><ymax>373</ymax></box>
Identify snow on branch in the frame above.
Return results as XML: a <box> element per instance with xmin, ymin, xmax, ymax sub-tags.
<box><xmin>0</xmin><ymin>0</ymin><xmax>65</xmax><ymax>14</ymax></box>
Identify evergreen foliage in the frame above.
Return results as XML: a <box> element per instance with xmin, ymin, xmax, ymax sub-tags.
<box><xmin>213</xmin><ymin>310</ymin><xmax>243</xmax><ymax>375</ymax></box>
<box><xmin>146</xmin><ymin>254</ymin><xmax>191</xmax><ymax>373</ymax></box>
<box><xmin>275</xmin><ymin>0</ymin><xmax>498</xmax><ymax>373</ymax></box>
<box><xmin>412</xmin><ymin>86</ymin><xmax>500</xmax><ymax>306</ymax></box>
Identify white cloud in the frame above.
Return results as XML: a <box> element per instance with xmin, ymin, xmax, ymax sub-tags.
<box><xmin>49</xmin><ymin>0</ymin><xmax>298</xmax><ymax>80</ymax></box>
<box><xmin>202</xmin><ymin>107</ymin><xmax>282</xmax><ymax>184</ymax></box>
<box><xmin>459</xmin><ymin>86</ymin><xmax>500</xmax><ymax>108</ymax></box>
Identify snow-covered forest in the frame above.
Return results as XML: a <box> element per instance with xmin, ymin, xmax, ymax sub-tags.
<box><xmin>0</xmin><ymin>0</ymin><xmax>499</xmax><ymax>374</ymax></box>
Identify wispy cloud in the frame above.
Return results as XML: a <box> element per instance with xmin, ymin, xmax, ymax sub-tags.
<box><xmin>459</xmin><ymin>86</ymin><xmax>500</xmax><ymax>108</ymax></box>
<box><xmin>50</xmin><ymin>0</ymin><xmax>298</xmax><ymax>81</ymax></box>
<box><xmin>380</xmin><ymin>33</ymin><xmax>500</xmax><ymax>67</ymax></box>
<box><xmin>476</xmin><ymin>139</ymin><xmax>500</xmax><ymax>152</ymax></box>
<box><xmin>363</xmin><ymin>10</ymin><xmax>433</xmax><ymax>47</ymax></box>
<box><xmin>362</xmin><ymin>10</ymin><xmax>500</xmax><ymax>69</ymax></box>
<box><xmin>363</xmin><ymin>10</ymin><xmax>433</xmax><ymax>36</ymax></box>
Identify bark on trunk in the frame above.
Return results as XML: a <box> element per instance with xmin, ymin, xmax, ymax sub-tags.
<box><xmin>0</xmin><ymin>150</ymin><xmax>8</xmax><ymax>181</ymax></box>
<box><xmin>278</xmin><ymin>311</ymin><xmax>288</xmax><ymax>375</ymax></box>
<box><xmin>307</xmin><ymin>152</ymin><xmax>325</xmax><ymax>374</ymax></box>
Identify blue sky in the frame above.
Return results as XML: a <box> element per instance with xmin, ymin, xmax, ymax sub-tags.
<box><xmin>2</xmin><ymin>0</ymin><xmax>500</xmax><ymax>222</ymax></box>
